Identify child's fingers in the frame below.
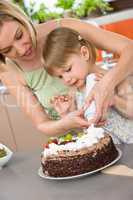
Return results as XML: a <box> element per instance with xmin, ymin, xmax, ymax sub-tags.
<box><xmin>50</xmin><ymin>95</ymin><xmax>66</xmax><ymax>104</ymax></box>
<box><xmin>80</xmin><ymin>120</ymin><xmax>92</xmax><ymax>128</ymax></box>
<box><xmin>59</xmin><ymin>95</ymin><xmax>66</xmax><ymax>101</ymax></box>
<box><xmin>50</xmin><ymin>96</ymin><xmax>59</xmax><ymax>104</ymax></box>
<box><xmin>95</xmin><ymin>119</ymin><xmax>107</xmax><ymax>127</ymax></box>
<box><xmin>79</xmin><ymin>117</ymin><xmax>96</xmax><ymax>128</ymax></box>
<box><xmin>64</xmin><ymin>95</ymin><xmax>72</xmax><ymax>101</ymax></box>
<box><xmin>58</xmin><ymin>95</ymin><xmax>70</xmax><ymax>102</ymax></box>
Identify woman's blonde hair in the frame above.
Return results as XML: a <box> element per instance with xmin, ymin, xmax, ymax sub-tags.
<box><xmin>43</xmin><ymin>27</ymin><xmax>96</xmax><ymax>74</ymax></box>
<box><xmin>0</xmin><ymin>0</ymin><xmax>36</xmax><ymax>63</ymax></box>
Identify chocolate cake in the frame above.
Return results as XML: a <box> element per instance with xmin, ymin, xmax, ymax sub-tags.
<box><xmin>41</xmin><ymin>126</ymin><xmax>118</xmax><ymax>177</ymax></box>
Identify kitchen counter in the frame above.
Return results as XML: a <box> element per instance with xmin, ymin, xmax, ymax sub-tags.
<box><xmin>0</xmin><ymin>144</ymin><xmax>133</xmax><ymax>200</ymax></box>
<box><xmin>85</xmin><ymin>8</ymin><xmax>133</xmax><ymax>25</ymax></box>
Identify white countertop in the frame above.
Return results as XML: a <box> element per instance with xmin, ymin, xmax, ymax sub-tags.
<box><xmin>85</xmin><ymin>8</ymin><xmax>133</xmax><ymax>25</ymax></box>
<box><xmin>0</xmin><ymin>144</ymin><xmax>133</xmax><ymax>200</ymax></box>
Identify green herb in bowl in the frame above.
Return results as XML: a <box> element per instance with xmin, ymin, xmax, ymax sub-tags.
<box><xmin>0</xmin><ymin>148</ymin><xmax>7</xmax><ymax>158</ymax></box>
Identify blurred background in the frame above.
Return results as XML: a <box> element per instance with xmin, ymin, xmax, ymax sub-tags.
<box><xmin>12</xmin><ymin>0</ymin><xmax>133</xmax><ymax>23</ymax></box>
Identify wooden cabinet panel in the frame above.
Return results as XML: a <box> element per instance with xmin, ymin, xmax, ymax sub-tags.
<box><xmin>0</xmin><ymin>95</ymin><xmax>16</xmax><ymax>151</ymax></box>
<box><xmin>109</xmin><ymin>0</ymin><xmax>133</xmax><ymax>12</ymax></box>
<box><xmin>3</xmin><ymin>94</ymin><xmax>48</xmax><ymax>152</ymax></box>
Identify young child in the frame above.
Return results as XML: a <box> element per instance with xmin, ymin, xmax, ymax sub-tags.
<box><xmin>43</xmin><ymin>27</ymin><xmax>133</xmax><ymax>144</ymax></box>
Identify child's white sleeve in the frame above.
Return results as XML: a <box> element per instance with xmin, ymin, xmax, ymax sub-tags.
<box><xmin>84</xmin><ymin>74</ymin><xmax>96</xmax><ymax>121</ymax></box>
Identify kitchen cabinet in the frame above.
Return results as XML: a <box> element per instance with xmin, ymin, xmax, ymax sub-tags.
<box><xmin>96</xmin><ymin>18</ymin><xmax>133</xmax><ymax>61</ymax></box>
<box><xmin>101</xmin><ymin>19</ymin><xmax>133</xmax><ymax>40</ymax></box>
<box><xmin>108</xmin><ymin>0</ymin><xmax>133</xmax><ymax>12</ymax></box>
<box><xmin>0</xmin><ymin>95</ymin><xmax>16</xmax><ymax>151</ymax></box>
<box><xmin>0</xmin><ymin>94</ymin><xmax>48</xmax><ymax>152</ymax></box>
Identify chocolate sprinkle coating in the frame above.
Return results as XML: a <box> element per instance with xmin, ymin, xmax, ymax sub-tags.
<box><xmin>41</xmin><ymin>134</ymin><xmax>118</xmax><ymax>177</ymax></box>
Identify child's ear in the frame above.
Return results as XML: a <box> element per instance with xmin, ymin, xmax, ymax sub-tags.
<box><xmin>80</xmin><ymin>46</ymin><xmax>90</xmax><ymax>61</ymax></box>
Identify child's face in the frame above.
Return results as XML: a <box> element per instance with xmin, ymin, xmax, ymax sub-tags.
<box><xmin>51</xmin><ymin>47</ymin><xmax>90</xmax><ymax>89</ymax></box>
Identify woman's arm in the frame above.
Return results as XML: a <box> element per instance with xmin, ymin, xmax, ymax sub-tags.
<box><xmin>61</xmin><ymin>18</ymin><xmax>133</xmax><ymax>76</ymax></box>
<box><xmin>0</xmin><ymin>70</ymin><xmax>89</xmax><ymax>136</ymax></box>
<box><xmin>0</xmin><ymin>70</ymin><xmax>50</xmax><ymax>128</ymax></box>
<box><xmin>42</xmin><ymin>18</ymin><xmax>133</xmax><ymax>80</ymax></box>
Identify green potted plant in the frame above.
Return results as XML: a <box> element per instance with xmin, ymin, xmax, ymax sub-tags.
<box><xmin>30</xmin><ymin>3</ymin><xmax>61</xmax><ymax>23</ymax></box>
<box><xmin>12</xmin><ymin>0</ymin><xmax>61</xmax><ymax>23</ymax></box>
<box><xmin>12</xmin><ymin>0</ymin><xmax>113</xmax><ymax>22</ymax></box>
<box><xmin>74</xmin><ymin>0</ymin><xmax>113</xmax><ymax>18</ymax></box>
<box><xmin>55</xmin><ymin>0</ymin><xmax>76</xmax><ymax>17</ymax></box>
<box><xmin>28</xmin><ymin>2</ymin><xmax>47</xmax><ymax>22</ymax></box>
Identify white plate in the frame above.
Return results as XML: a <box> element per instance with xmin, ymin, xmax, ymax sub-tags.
<box><xmin>0</xmin><ymin>143</ymin><xmax>13</xmax><ymax>169</ymax></box>
<box><xmin>38</xmin><ymin>148</ymin><xmax>122</xmax><ymax>180</ymax></box>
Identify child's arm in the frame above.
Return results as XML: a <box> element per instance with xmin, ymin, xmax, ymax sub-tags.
<box><xmin>113</xmin><ymin>76</ymin><xmax>133</xmax><ymax>119</ymax></box>
<box><xmin>113</xmin><ymin>94</ymin><xmax>133</xmax><ymax>119</ymax></box>
<box><xmin>0</xmin><ymin>71</ymin><xmax>89</xmax><ymax>136</ymax></box>
<box><xmin>94</xmin><ymin>72</ymin><xmax>133</xmax><ymax>119</ymax></box>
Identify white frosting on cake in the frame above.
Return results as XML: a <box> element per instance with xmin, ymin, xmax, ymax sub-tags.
<box><xmin>43</xmin><ymin>125</ymin><xmax>104</xmax><ymax>158</ymax></box>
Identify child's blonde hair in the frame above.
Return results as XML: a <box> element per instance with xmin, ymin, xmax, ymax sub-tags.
<box><xmin>43</xmin><ymin>27</ymin><xmax>96</xmax><ymax>74</ymax></box>
<box><xmin>0</xmin><ymin>0</ymin><xmax>36</xmax><ymax>63</ymax></box>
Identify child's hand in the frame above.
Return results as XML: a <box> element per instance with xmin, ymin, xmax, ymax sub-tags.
<box><xmin>50</xmin><ymin>95</ymin><xmax>73</xmax><ymax>117</ymax></box>
<box><xmin>60</xmin><ymin>109</ymin><xmax>94</xmax><ymax>130</ymax></box>
<box><xmin>95</xmin><ymin>119</ymin><xmax>107</xmax><ymax>127</ymax></box>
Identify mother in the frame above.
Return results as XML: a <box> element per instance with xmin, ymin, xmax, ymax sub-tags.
<box><xmin>0</xmin><ymin>0</ymin><xmax>133</xmax><ymax>136</ymax></box>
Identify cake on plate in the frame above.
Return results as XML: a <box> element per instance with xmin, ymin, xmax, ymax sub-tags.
<box><xmin>41</xmin><ymin>126</ymin><xmax>118</xmax><ymax>177</ymax></box>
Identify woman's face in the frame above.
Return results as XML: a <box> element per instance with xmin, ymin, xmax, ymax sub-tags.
<box><xmin>0</xmin><ymin>20</ymin><xmax>36</xmax><ymax>61</ymax></box>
